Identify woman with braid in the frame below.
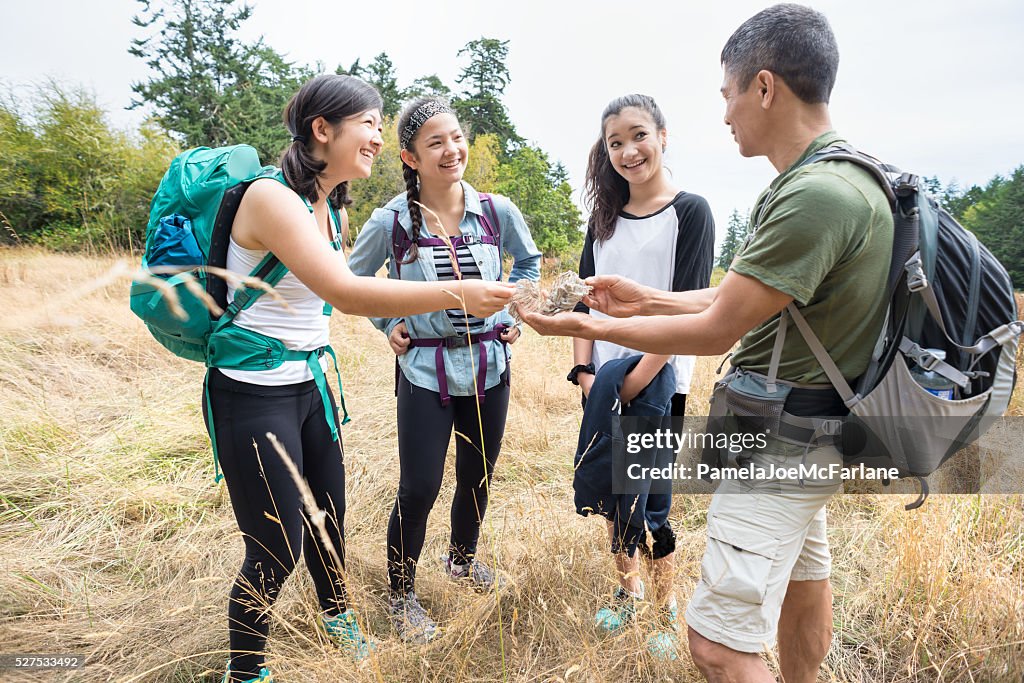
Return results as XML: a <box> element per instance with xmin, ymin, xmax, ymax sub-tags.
<box><xmin>208</xmin><ymin>78</ymin><xmax>514</xmax><ymax>683</ymax></box>
<box><xmin>349</xmin><ymin>96</ymin><xmax>541</xmax><ymax>643</ymax></box>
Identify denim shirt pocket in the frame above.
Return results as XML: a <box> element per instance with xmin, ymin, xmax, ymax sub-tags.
<box><xmin>471</xmin><ymin>240</ymin><xmax>501</xmax><ymax>281</ymax></box>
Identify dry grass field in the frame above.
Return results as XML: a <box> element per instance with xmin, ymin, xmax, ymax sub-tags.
<box><xmin>0</xmin><ymin>248</ymin><xmax>1022</xmax><ymax>682</ymax></box>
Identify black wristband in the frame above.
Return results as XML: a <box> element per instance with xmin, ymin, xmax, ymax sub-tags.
<box><xmin>567</xmin><ymin>363</ymin><xmax>596</xmax><ymax>385</ymax></box>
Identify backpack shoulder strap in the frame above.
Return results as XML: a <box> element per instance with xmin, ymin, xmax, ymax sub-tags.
<box><xmin>758</xmin><ymin>146</ymin><xmax>897</xmax><ymax>407</ymax></box>
<box><xmin>805</xmin><ymin>145</ymin><xmax>898</xmax><ymax>209</ymax></box>
<box><xmin>477</xmin><ymin>193</ymin><xmax>501</xmax><ymax>240</ymax></box>
<box><xmin>478</xmin><ymin>192</ymin><xmax>503</xmax><ymax>276</ymax></box>
<box><xmin>217</xmin><ymin>167</ymin><xmax>296</xmax><ymax>325</ymax></box>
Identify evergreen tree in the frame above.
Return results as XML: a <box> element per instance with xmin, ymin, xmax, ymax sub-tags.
<box><xmin>341</xmin><ymin>53</ymin><xmax>402</xmax><ymax>119</ymax></box>
<box><xmin>716</xmin><ymin>209</ymin><xmax>750</xmax><ymax>270</ymax></box>
<box><xmin>129</xmin><ymin>0</ymin><xmax>306</xmax><ymax>162</ymax></box>
<box><xmin>960</xmin><ymin>168</ymin><xmax>1024</xmax><ymax>284</ymax></box>
<box><xmin>452</xmin><ymin>38</ymin><xmax>521</xmax><ymax>153</ymax></box>
<box><xmin>404</xmin><ymin>75</ymin><xmax>452</xmax><ymax>101</ymax></box>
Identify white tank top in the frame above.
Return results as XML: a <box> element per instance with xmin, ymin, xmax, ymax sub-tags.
<box><xmin>219</xmin><ymin>210</ymin><xmax>334</xmax><ymax>385</ymax></box>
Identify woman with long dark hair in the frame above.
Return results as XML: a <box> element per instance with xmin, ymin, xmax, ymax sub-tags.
<box><xmin>348</xmin><ymin>96</ymin><xmax>540</xmax><ymax>643</ymax></box>
<box><xmin>572</xmin><ymin>94</ymin><xmax>714</xmax><ymax>659</ymax></box>
<box><xmin>207</xmin><ymin>76</ymin><xmax>514</xmax><ymax>683</ymax></box>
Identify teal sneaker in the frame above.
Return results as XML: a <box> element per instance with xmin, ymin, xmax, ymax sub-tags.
<box><xmin>322</xmin><ymin>610</ymin><xmax>375</xmax><ymax>661</ymax></box>
<box><xmin>221</xmin><ymin>662</ymin><xmax>272</xmax><ymax>683</ymax></box>
<box><xmin>645</xmin><ymin>603</ymin><xmax>680</xmax><ymax>660</ymax></box>
<box><xmin>594</xmin><ymin>586</ymin><xmax>641</xmax><ymax>633</ymax></box>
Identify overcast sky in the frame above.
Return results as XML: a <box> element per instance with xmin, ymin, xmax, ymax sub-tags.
<box><xmin>3</xmin><ymin>0</ymin><xmax>1023</xmax><ymax>244</ymax></box>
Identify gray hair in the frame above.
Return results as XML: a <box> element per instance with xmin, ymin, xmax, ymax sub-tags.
<box><xmin>721</xmin><ymin>3</ymin><xmax>839</xmax><ymax>104</ymax></box>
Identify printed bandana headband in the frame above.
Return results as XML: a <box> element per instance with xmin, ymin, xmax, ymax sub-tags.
<box><xmin>400</xmin><ymin>100</ymin><xmax>454</xmax><ymax>149</ymax></box>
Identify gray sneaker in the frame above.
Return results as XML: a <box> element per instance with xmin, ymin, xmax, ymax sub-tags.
<box><xmin>443</xmin><ymin>555</ymin><xmax>505</xmax><ymax>591</ymax></box>
<box><xmin>389</xmin><ymin>591</ymin><xmax>438</xmax><ymax>644</ymax></box>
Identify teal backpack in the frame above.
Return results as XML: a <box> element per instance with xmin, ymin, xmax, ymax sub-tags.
<box><xmin>130</xmin><ymin>144</ymin><xmax>349</xmax><ymax>481</ymax></box>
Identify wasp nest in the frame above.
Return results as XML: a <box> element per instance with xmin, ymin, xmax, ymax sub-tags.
<box><xmin>509</xmin><ymin>272</ymin><xmax>592</xmax><ymax>323</ymax></box>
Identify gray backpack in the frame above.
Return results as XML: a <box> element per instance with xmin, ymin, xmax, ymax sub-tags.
<box><xmin>707</xmin><ymin>144</ymin><xmax>1022</xmax><ymax>508</ymax></box>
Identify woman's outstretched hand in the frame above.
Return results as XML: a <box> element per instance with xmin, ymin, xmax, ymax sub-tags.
<box><xmin>458</xmin><ymin>280</ymin><xmax>516</xmax><ymax>318</ymax></box>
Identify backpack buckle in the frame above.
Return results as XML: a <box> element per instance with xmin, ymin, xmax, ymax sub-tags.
<box><xmin>895</xmin><ymin>173</ymin><xmax>918</xmax><ymax>197</ymax></box>
<box><xmin>905</xmin><ymin>254</ymin><xmax>928</xmax><ymax>292</ymax></box>
<box><xmin>444</xmin><ymin>335</ymin><xmax>470</xmax><ymax>349</ymax></box>
<box><xmin>819</xmin><ymin>419</ymin><xmax>842</xmax><ymax>437</ymax></box>
<box><xmin>916</xmin><ymin>351</ymin><xmax>941</xmax><ymax>372</ymax></box>
<box><xmin>461</xmin><ymin>234</ymin><xmax>477</xmax><ymax>246</ymax></box>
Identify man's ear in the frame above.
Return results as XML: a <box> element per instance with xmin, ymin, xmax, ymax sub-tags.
<box><xmin>400</xmin><ymin>148</ymin><xmax>418</xmax><ymax>170</ymax></box>
<box><xmin>756</xmin><ymin>70</ymin><xmax>776</xmax><ymax>109</ymax></box>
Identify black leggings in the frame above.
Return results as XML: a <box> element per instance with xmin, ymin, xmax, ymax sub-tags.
<box><xmin>388</xmin><ymin>372</ymin><xmax>509</xmax><ymax>595</ymax></box>
<box><xmin>204</xmin><ymin>369</ymin><xmax>347</xmax><ymax>682</ymax></box>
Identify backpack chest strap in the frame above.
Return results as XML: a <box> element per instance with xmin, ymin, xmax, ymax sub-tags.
<box><xmin>391</xmin><ymin>193</ymin><xmax>502</xmax><ymax>278</ymax></box>
<box><xmin>414</xmin><ymin>234</ymin><xmax>498</xmax><ymax>248</ymax></box>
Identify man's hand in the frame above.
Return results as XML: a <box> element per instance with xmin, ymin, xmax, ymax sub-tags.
<box><xmin>583</xmin><ymin>275</ymin><xmax>657</xmax><ymax>318</ymax></box>
<box><xmin>520</xmin><ymin>309</ymin><xmax>589</xmax><ymax>337</ymax></box>
<box><xmin>388</xmin><ymin>321</ymin><xmax>411</xmax><ymax>355</ymax></box>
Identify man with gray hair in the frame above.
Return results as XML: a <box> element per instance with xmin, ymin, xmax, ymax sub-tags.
<box><xmin>522</xmin><ymin>4</ymin><xmax>893</xmax><ymax>680</ymax></box>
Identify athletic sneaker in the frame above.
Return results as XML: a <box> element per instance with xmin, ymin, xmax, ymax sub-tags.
<box><xmin>594</xmin><ymin>586</ymin><xmax>642</xmax><ymax>634</ymax></box>
<box><xmin>389</xmin><ymin>591</ymin><xmax>438</xmax><ymax>644</ymax></box>
<box><xmin>321</xmin><ymin>610</ymin><xmax>375</xmax><ymax>661</ymax></box>
<box><xmin>645</xmin><ymin>602</ymin><xmax>680</xmax><ymax>660</ymax></box>
<box><xmin>443</xmin><ymin>555</ymin><xmax>504</xmax><ymax>591</ymax></box>
<box><xmin>221</xmin><ymin>663</ymin><xmax>272</xmax><ymax>683</ymax></box>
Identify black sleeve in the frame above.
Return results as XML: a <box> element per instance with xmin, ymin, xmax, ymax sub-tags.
<box><xmin>574</xmin><ymin>224</ymin><xmax>597</xmax><ymax>313</ymax></box>
<box><xmin>671</xmin><ymin>194</ymin><xmax>716</xmax><ymax>292</ymax></box>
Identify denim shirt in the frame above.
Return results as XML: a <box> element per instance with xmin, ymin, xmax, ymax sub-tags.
<box><xmin>347</xmin><ymin>181</ymin><xmax>541</xmax><ymax>395</ymax></box>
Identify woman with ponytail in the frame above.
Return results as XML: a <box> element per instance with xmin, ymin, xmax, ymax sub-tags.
<box><xmin>348</xmin><ymin>97</ymin><xmax>540</xmax><ymax>644</ymax></box>
<box><xmin>209</xmin><ymin>77</ymin><xmax>514</xmax><ymax>683</ymax></box>
<box><xmin>571</xmin><ymin>94</ymin><xmax>714</xmax><ymax>660</ymax></box>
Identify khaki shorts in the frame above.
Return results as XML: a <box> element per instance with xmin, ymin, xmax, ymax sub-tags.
<box><xmin>685</xmin><ymin>440</ymin><xmax>844</xmax><ymax>653</ymax></box>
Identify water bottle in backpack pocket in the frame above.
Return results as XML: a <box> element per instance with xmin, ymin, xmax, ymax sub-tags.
<box><xmin>907</xmin><ymin>348</ymin><xmax>957</xmax><ymax>400</ymax></box>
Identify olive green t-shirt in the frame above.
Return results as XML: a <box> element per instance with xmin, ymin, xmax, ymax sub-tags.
<box><xmin>730</xmin><ymin>131</ymin><xmax>894</xmax><ymax>385</ymax></box>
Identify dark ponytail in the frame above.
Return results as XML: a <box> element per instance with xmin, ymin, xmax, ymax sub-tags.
<box><xmin>395</xmin><ymin>96</ymin><xmax>454</xmax><ymax>264</ymax></box>
<box><xmin>583</xmin><ymin>94</ymin><xmax>667</xmax><ymax>243</ymax></box>
<box><xmin>280</xmin><ymin>74</ymin><xmax>383</xmax><ymax>210</ymax></box>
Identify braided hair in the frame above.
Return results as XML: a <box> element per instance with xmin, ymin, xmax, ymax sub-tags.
<box><xmin>396</xmin><ymin>96</ymin><xmax>455</xmax><ymax>264</ymax></box>
<box><xmin>280</xmin><ymin>74</ymin><xmax>383</xmax><ymax>211</ymax></box>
